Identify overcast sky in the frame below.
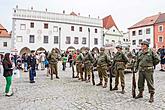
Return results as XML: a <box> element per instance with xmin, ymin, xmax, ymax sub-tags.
<box><xmin>0</xmin><ymin>0</ymin><xmax>165</xmax><ymax>32</ymax></box>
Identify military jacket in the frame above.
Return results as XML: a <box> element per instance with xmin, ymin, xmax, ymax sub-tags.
<box><xmin>97</xmin><ymin>53</ymin><xmax>110</xmax><ymax>67</ymax></box>
<box><xmin>48</xmin><ymin>52</ymin><xmax>60</xmax><ymax>64</ymax></box>
<box><xmin>76</xmin><ymin>53</ymin><xmax>83</xmax><ymax>63</ymax></box>
<box><xmin>83</xmin><ymin>52</ymin><xmax>94</xmax><ymax>64</ymax></box>
<box><xmin>113</xmin><ymin>51</ymin><xmax>128</xmax><ymax>70</ymax></box>
<box><xmin>135</xmin><ymin>49</ymin><xmax>160</xmax><ymax>70</ymax></box>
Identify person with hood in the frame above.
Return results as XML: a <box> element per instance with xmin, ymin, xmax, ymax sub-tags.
<box><xmin>48</xmin><ymin>48</ymin><xmax>60</xmax><ymax>80</ymax></box>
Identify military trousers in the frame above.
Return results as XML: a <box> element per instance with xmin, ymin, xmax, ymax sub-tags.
<box><xmin>84</xmin><ymin>63</ymin><xmax>91</xmax><ymax>80</ymax></box>
<box><xmin>114</xmin><ymin>69</ymin><xmax>125</xmax><ymax>87</ymax></box>
<box><xmin>76</xmin><ymin>63</ymin><xmax>83</xmax><ymax>79</ymax></box>
<box><xmin>97</xmin><ymin>65</ymin><xmax>108</xmax><ymax>83</ymax></box>
<box><xmin>138</xmin><ymin>69</ymin><xmax>155</xmax><ymax>94</ymax></box>
<box><xmin>50</xmin><ymin>63</ymin><xmax>58</xmax><ymax>77</ymax></box>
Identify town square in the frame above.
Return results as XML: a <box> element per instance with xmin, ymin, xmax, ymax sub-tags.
<box><xmin>0</xmin><ymin>0</ymin><xmax>165</xmax><ymax>110</ymax></box>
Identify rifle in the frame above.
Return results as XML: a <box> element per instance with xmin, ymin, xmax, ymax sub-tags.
<box><xmin>132</xmin><ymin>69</ymin><xmax>136</xmax><ymax>98</ymax></box>
<box><xmin>109</xmin><ymin>65</ymin><xmax>113</xmax><ymax>91</ymax></box>
<box><xmin>91</xmin><ymin>66</ymin><xmax>95</xmax><ymax>85</ymax></box>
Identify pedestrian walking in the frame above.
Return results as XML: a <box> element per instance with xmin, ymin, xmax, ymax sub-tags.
<box><xmin>2</xmin><ymin>53</ymin><xmax>14</xmax><ymax>96</ymax></box>
<box><xmin>134</xmin><ymin>40</ymin><xmax>160</xmax><ymax>103</ymax></box>
<box><xmin>29</xmin><ymin>50</ymin><xmax>36</xmax><ymax>83</ymax></box>
<box><xmin>159</xmin><ymin>46</ymin><xmax>165</xmax><ymax>71</ymax></box>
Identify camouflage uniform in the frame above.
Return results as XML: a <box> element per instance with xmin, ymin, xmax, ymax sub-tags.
<box><xmin>83</xmin><ymin>48</ymin><xmax>94</xmax><ymax>83</ymax></box>
<box><xmin>135</xmin><ymin>41</ymin><xmax>160</xmax><ymax>102</ymax></box>
<box><xmin>48</xmin><ymin>48</ymin><xmax>60</xmax><ymax>80</ymax></box>
<box><xmin>96</xmin><ymin>47</ymin><xmax>111</xmax><ymax>88</ymax></box>
<box><xmin>112</xmin><ymin>45</ymin><xmax>128</xmax><ymax>94</ymax></box>
<box><xmin>76</xmin><ymin>51</ymin><xmax>84</xmax><ymax>80</ymax></box>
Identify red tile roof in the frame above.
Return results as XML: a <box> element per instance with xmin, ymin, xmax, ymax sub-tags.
<box><xmin>70</xmin><ymin>12</ymin><xmax>77</xmax><ymax>16</ymax></box>
<box><xmin>0</xmin><ymin>24</ymin><xmax>10</xmax><ymax>38</ymax></box>
<box><xmin>128</xmin><ymin>14</ymin><xmax>159</xmax><ymax>29</ymax></box>
<box><xmin>103</xmin><ymin>15</ymin><xmax>118</xmax><ymax>29</ymax></box>
<box><xmin>156</xmin><ymin>13</ymin><xmax>165</xmax><ymax>23</ymax></box>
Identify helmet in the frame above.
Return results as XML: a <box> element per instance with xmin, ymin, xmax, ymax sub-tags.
<box><xmin>100</xmin><ymin>47</ymin><xmax>105</xmax><ymax>51</ymax></box>
<box><xmin>141</xmin><ymin>40</ymin><xmax>149</xmax><ymax>47</ymax></box>
<box><xmin>116</xmin><ymin>45</ymin><xmax>122</xmax><ymax>49</ymax></box>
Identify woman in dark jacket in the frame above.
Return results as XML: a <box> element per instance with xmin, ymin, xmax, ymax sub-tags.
<box><xmin>2</xmin><ymin>53</ymin><xmax>14</xmax><ymax>96</ymax></box>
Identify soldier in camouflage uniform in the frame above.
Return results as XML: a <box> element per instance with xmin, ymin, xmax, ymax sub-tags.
<box><xmin>75</xmin><ymin>49</ymin><xmax>84</xmax><ymax>81</ymax></box>
<box><xmin>135</xmin><ymin>40</ymin><xmax>160</xmax><ymax>103</ymax></box>
<box><xmin>83</xmin><ymin>47</ymin><xmax>94</xmax><ymax>83</ymax></box>
<box><xmin>96</xmin><ymin>47</ymin><xmax>111</xmax><ymax>88</ymax></box>
<box><xmin>112</xmin><ymin>45</ymin><xmax>128</xmax><ymax>94</ymax></box>
<box><xmin>47</xmin><ymin>48</ymin><xmax>60</xmax><ymax>80</ymax></box>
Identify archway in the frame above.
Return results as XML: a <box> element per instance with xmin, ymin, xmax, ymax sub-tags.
<box><xmin>66</xmin><ymin>46</ymin><xmax>76</xmax><ymax>52</ymax></box>
<box><xmin>92</xmin><ymin>47</ymin><xmax>99</xmax><ymax>53</ymax></box>
<box><xmin>19</xmin><ymin>47</ymin><xmax>30</xmax><ymax>55</ymax></box>
<box><xmin>36</xmin><ymin>47</ymin><xmax>46</xmax><ymax>53</ymax></box>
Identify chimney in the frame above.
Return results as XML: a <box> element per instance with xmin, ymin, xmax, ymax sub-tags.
<box><xmin>63</xmin><ymin>10</ymin><xmax>65</xmax><ymax>14</ymax></box>
<box><xmin>98</xmin><ymin>16</ymin><xmax>100</xmax><ymax>19</ymax></box>
<box><xmin>45</xmin><ymin>8</ymin><xmax>47</xmax><ymax>12</ymax></box>
<box><xmin>16</xmin><ymin>5</ymin><xmax>18</xmax><ymax>9</ymax></box>
<box><xmin>78</xmin><ymin>13</ymin><xmax>80</xmax><ymax>16</ymax></box>
<box><xmin>88</xmin><ymin>14</ymin><xmax>90</xmax><ymax>18</ymax></box>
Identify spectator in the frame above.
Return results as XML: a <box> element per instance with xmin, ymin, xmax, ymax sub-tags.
<box><xmin>160</xmin><ymin>46</ymin><xmax>165</xmax><ymax>71</ymax></box>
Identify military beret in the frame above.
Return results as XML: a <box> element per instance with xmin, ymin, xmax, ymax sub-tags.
<box><xmin>141</xmin><ymin>40</ymin><xmax>149</xmax><ymax>46</ymax></box>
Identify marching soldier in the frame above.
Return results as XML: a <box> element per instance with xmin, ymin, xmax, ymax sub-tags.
<box><xmin>75</xmin><ymin>49</ymin><xmax>84</xmax><ymax>81</ymax></box>
<box><xmin>134</xmin><ymin>40</ymin><xmax>160</xmax><ymax>103</ymax></box>
<box><xmin>83</xmin><ymin>47</ymin><xmax>94</xmax><ymax>83</ymax></box>
<box><xmin>47</xmin><ymin>48</ymin><xmax>60</xmax><ymax>80</ymax></box>
<box><xmin>96</xmin><ymin>47</ymin><xmax>111</xmax><ymax>88</ymax></box>
<box><xmin>112</xmin><ymin>45</ymin><xmax>128</xmax><ymax>94</ymax></box>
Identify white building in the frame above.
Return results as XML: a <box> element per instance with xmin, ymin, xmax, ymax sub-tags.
<box><xmin>102</xmin><ymin>15</ymin><xmax>123</xmax><ymax>52</ymax></box>
<box><xmin>12</xmin><ymin>8</ymin><xmax>103</xmax><ymax>54</ymax></box>
<box><xmin>128</xmin><ymin>14</ymin><xmax>159</xmax><ymax>50</ymax></box>
<box><xmin>0</xmin><ymin>24</ymin><xmax>11</xmax><ymax>54</ymax></box>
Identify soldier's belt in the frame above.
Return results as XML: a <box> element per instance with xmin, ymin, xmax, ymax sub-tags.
<box><xmin>116</xmin><ymin>62</ymin><xmax>124</xmax><ymax>64</ymax></box>
<box><xmin>139</xmin><ymin>66</ymin><xmax>153</xmax><ymax>70</ymax></box>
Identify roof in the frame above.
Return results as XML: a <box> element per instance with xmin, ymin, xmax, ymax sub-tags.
<box><xmin>0</xmin><ymin>24</ymin><xmax>11</xmax><ymax>38</ymax></box>
<box><xmin>70</xmin><ymin>12</ymin><xmax>77</xmax><ymax>16</ymax></box>
<box><xmin>155</xmin><ymin>13</ymin><xmax>165</xmax><ymax>24</ymax></box>
<box><xmin>128</xmin><ymin>14</ymin><xmax>159</xmax><ymax>29</ymax></box>
<box><xmin>103</xmin><ymin>15</ymin><xmax>118</xmax><ymax>29</ymax></box>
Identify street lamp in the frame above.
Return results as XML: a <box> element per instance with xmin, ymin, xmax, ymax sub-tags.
<box><xmin>59</xmin><ymin>27</ymin><xmax>61</xmax><ymax>50</ymax></box>
<box><xmin>88</xmin><ymin>28</ymin><xmax>90</xmax><ymax>49</ymax></box>
<box><xmin>103</xmin><ymin>31</ymin><xmax>105</xmax><ymax>47</ymax></box>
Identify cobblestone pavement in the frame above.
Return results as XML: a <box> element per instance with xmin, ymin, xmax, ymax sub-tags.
<box><xmin>0</xmin><ymin>63</ymin><xmax>165</xmax><ymax>110</ymax></box>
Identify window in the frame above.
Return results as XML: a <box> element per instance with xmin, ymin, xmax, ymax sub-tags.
<box><xmin>54</xmin><ymin>36</ymin><xmax>58</xmax><ymax>44</ymax></box>
<box><xmin>17</xmin><ymin>36</ymin><xmax>23</xmax><ymax>42</ymax></box>
<box><xmin>158</xmin><ymin>36</ymin><xmax>163</xmax><ymax>42</ymax></box>
<box><xmin>79</xmin><ymin>27</ymin><xmax>82</xmax><ymax>32</ymax></box>
<box><xmin>53</xmin><ymin>26</ymin><xmax>58</xmax><ymax>32</ymax></box>
<box><xmin>44</xmin><ymin>23</ymin><xmax>48</xmax><ymax>29</ymax></box>
<box><xmin>74</xmin><ymin>37</ymin><xmax>79</xmax><ymax>44</ymax></box>
<box><xmin>126</xmin><ymin>39</ymin><xmax>128</xmax><ymax>42</ymax></box>
<box><xmin>138</xmin><ymin>30</ymin><xmax>142</xmax><ymax>35</ymax></box>
<box><xmin>112</xmin><ymin>40</ymin><xmax>115</xmax><ymax>43</ymax></box>
<box><xmin>94</xmin><ymin>38</ymin><xmax>98</xmax><ymax>45</ymax></box>
<box><xmin>123</xmin><ymin>39</ymin><xmax>125</xmax><ymax>42</ymax></box>
<box><xmin>132</xmin><ymin>40</ymin><xmax>136</xmax><ymax>45</ymax></box>
<box><xmin>30</xmin><ymin>22</ymin><xmax>34</xmax><ymax>28</ymax></box>
<box><xmin>44</xmin><ymin>36</ymin><xmax>48</xmax><ymax>43</ymax></box>
<box><xmin>146</xmin><ymin>28</ymin><xmax>150</xmax><ymax>34</ymax></box>
<box><xmin>113</xmin><ymin>29</ymin><xmax>115</xmax><ymax>32</ymax></box>
<box><xmin>3</xmin><ymin>42</ymin><xmax>7</xmax><ymax>47</ymax></box>
<box><xmin>158</xmin><ymin>25</ymin><xmax>163</xmax><ymax>32</ymax></box>
<box><xmin>139</xmin><ymin>39</ymin><xmax>142</xmax><ymax>44</ymax></box>
<box><xmin>71</xmin><ymin>26</ymin><xmax>74</xmax><ymax>31</ymax></box>
<box><xmin>82</xmin><ymin>37</ymin><xmax>86</xmax><ymax>44</ymax></box>
<box><xmin>29</xmin><ymin>35</ymin><xmax>35</xmax><ymax>43</ymax></box>
<box><xmin>20</xmin><ymin>24</ymin><xmax>26</xmax><ymax>30</ymax></box>
<box><xmin>95</xmin><ymin>29</ymin><xmax>98</xmax><ymax>33</ymax></box>
<box><xmin>146</xmin><ymin>39</ymin><xmax>150</xmax><ymax>43</ymax></box>
<box><xmin>132</xmin><ymin>31</ymin><xmax>136</xmax><ymax>36</ymax></box>
<box><xmin>66</xmin><ymin>37</ymin><xmax>71</xmax><ymax>44</ymax></box>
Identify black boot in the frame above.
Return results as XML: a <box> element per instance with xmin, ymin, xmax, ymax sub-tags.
<box><xmin>121</xmin><ymin>87</ymin><xmax>125</xmax><ymax>94</ymax></box>
<box><xmin>135</xmin><ymin>91</ymin><xmax>143</xmax><ymax>99</ymax></box>
<box><xmin>51</xmin><ymin>74</ymin><xmax>53</xmax><ymax>80</ymax></box>
<box><xmin>112</xmin><ymin>86</ymin><xmax>118</xmax><ymax>91</ymax></box>
<box><xmin>103</xmin><ymin>82</ymin><xmax>107</xmax><ymax>88</ymax></box>
<box><xmin>149</xmin><ymin>93</ymin><xmax>154</xmax><ymax>103</ymax></box>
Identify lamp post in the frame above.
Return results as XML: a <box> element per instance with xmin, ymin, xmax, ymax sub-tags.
<box><xmin>103</xmin><ymin>31</ymin><xmax>105</xmax><ymax>47</ymax></box>
<box><xmin>88</xmin><ymin>28</ymin><xmax>90</xmax><ymax>49</ymax></box>
<box><xmin>59</xmin><ymin>27</ymin><xmax>61</xmax><ymax>50</ymax></box>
